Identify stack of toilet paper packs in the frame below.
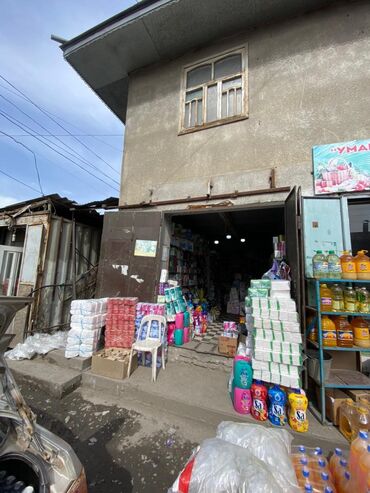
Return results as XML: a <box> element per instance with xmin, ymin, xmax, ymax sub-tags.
<box><xmin>246</xmin><ymin>279</ymin><xmax>303</xmax><ymax>388</ymax></box>
<box><xmin>65</xmin><ymin>298</ymin><xmax>107</xmax><ymax>358</ymax></box>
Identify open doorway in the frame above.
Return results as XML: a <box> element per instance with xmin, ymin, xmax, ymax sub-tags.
<box><xmin>0</xmin><ymin>227</ymin><xmax>26</xmax><ymax>296</ymax></box>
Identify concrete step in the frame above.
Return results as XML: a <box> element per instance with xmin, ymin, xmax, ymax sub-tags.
<box><xmin>41</xmin><ymin>349</ymin><xmax>92</xmax><ymax>371</ymax></box>
<box><xmin>7</xmin><ymin>359</ymin><xmax>82</xmax><ymax>399</ymax></box>
<box><xmin>168</xmin><ymin>343</ymin><xmax>232</xmax><ymax>372</ymax></box>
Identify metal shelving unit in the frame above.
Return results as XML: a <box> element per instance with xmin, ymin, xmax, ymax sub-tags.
<box><xmin>307</xmin><ymin>278</ymin><xmax>370</xmax><ymax>424</ymax></box>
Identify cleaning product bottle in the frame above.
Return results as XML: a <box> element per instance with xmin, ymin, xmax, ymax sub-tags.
<box><xmin>355</xmin><ymin>250</ymin><xmax>370</xmax><ymax>280</ymax></box>
<box><xmin>251</xmin><ymin>380</ymin><xmax>268</xmax><ymax>421</ymax></box>
<box><xmin>313</xmin><ymin>250</ymin><xmax>329</xmax><ymax>279</ymax></box>
<box><xmin>322</xmin><ymin>315</ymin><xmax>337</xmax><ymax>347</ymax></box>
<box><xmin>288</xmin><ymin>389</ymin><xmax>308</xmax><ymax>433</ymax></box>
<box><xmin>339</xmin><ymin>400</ymin><xmax>358</xmax><ymax>442</ymax></box>
<box><xmin>233</xmin><ymin>357</ymin><xmax>253</xmax><ymax>389</ymax></box>
<box><xmin>268</xmin><ymin>385</ymin><xmax>287</xmax><ymax>426</ymax></box>
<box><xmin>335</xmin><ymin>316</ymin><xmax>353</xmax><ymax>348</ymax></box>
<box><xmin>232</xmin><ymin>388</ymin><xmax>252</xmax><ymax>415</ymax></box>
<box><xmin>352</xmin><ymin>317</ymin><xmax>370</xmax><ymax>348</ymax></box>
<box><xmin>349</xmin><ymin>430</ymin><xmax>368</xmax><ymax>484</ymax></box>
<box><xmin>357</xmin><ymin>287</ymin><xmax>370</xmax><ymax>314</ymax></box>
<box><xmin>327</xmin><ymin>250</ymin><xmax>342</xmax><ymax>279</ymax></box>
<box><xmin>340</xmin><ymin>251</ymin><xmax>357</xmax><ymax>280</ymax></box>
<box><xmin>320</xmin><ymin>284</ymin><xmax>333</xmax><ymax>312</ymax></box>
<box><xmin>344</xmin><ymin>286</ymin><xmax>357</xmax><ymax>313</ymax></box>
<box><xmin>331</xmin><ymin>284</ymin><xmax>345</xmax><ymax>312</ymax></box>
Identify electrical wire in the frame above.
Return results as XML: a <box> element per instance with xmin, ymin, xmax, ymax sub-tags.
<box><xmin>0</xmin><ymin>105</ymin><xmax>120</xmax><ymax>186</ymax></box>
<box><xmin>0</xmin><ymin>92</ymin><xmax>120</xmax><ymax>182</ymax></box>
<box><xmin>0</xmin><ymin>167</ymin><xmax>41</xmax><ymax>194</ymax></box>
<box><xmin>0</xmin><ymin>129</ymin><xmax>44</xmax><ymax>195</ymax></box>
<box><xmin>0</xmin><ymin>74</ymin><xmax>121</xmax><ymax>173</ymax></box>
<box><xmin>0</xmin><ymin>82</ymin><xmax>123</xmax><ymax>152</ymax></box>
<box><xmin>0</xmin><ymin>111</ymin><xmax>119</xmax><ymax>192</ymax></box>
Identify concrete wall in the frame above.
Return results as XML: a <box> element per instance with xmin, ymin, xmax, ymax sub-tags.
<box><xmin>121</xmin><ymin>1</ymin><xmax>370</xmax><ymax>208</ymax></box>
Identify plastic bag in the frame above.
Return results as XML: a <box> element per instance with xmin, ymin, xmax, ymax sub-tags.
<box><xmin>216</xmin><ymin>422</ymin><xmax>298</xmax><ymax>491</ymax></box>
<box><xmin>5</xmin><ymin>331</ymin><xmax>68</xmax><ymax>360</ymax></box>
<box><xmin>169</xmin><ymin>438</ymin><xmax>283</xmax><ymax>493</ymax></box>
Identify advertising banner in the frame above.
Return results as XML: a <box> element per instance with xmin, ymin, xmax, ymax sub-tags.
<box><xmin>313</xmin><ymin>139</ymin><xmax>370</xmax><ymax>195</ymax></box>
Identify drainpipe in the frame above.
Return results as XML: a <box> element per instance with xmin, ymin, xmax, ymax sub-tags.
<box><xmin>71</xmin><ymin>210</ymin><xmax>77</xmax><ymax>300</ymax></box>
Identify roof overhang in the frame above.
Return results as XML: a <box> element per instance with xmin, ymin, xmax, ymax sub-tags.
<box><xmin>61</xmin><ymin>0</ymin><xmax>339</xmax><ymax>123</ymax></box>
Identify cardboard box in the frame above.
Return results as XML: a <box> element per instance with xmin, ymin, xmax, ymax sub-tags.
<box><xmin>344</xmin><ymin>389</ymin><xmax>370</xmax><ymax>402</ymax></box>
<box><xmin>315</xmin><ymin>387</ymin><xmax>350</xmax><ymax>425</ymax></box>
<box><xmin>218</xmin><ymin>336</ymin><xmax>238</xmax><ymax>357</ymax></box>
<box><xmin>91</xmin><ymin>348</ymin><xmax>137</xmax><ymax>380</ymax></box>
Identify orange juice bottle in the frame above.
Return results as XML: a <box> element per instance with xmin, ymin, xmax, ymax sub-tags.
<box><xmin>340</xmin><ymin>251</ymin><xmax>357</xmax><ymax>280</ymax></box>
<box><xmin>320</xmin><ymin>284</ymin><xmax>333</xmax><ymax>312</ymax></box>
<box><xmin>322</xmin><ymin>316</ymin><xmax>337</xmax><ymax>347</ymax></box>
<box><xmin>355</xmin><ymin>250</ymin><xmax>370</xmax><ymax>280</ymax></box>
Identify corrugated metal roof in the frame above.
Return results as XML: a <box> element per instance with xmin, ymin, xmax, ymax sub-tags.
<box><xmin>61</xmin><ymin>0</ymin><xmax>339</xmax><ymax>123</ymax></box>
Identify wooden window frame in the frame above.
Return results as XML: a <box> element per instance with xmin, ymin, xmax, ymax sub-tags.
<box><xmin>179</xmin><ymin>46</ymin><xmax>248</xmax><ymax>135</ymax></box>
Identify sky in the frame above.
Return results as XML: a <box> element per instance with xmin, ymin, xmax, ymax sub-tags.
<box><xmin>0</xmin><ymin>0</ymin><xmax>138</xmax><ymax>208</ymax></box>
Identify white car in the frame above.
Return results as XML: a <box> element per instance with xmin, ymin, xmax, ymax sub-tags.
<box><xmin>0</xmin><ymin>296</ymin><xmax>87</xmax><ymax>493</ymax></box>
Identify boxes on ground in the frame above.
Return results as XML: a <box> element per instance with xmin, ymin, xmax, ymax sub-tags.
<box><xmin>315</xmin><ymin>387</ymin><xmax>349</xmax><ymax>425</ymax></box>
<box><xmin>91</xmin><ymin>348</ymin><xmax>137</xmax><ymax>380</ymax></box>
<box><xmin>218</xmin><ymin>335</ymin><xmax>238</xmax><ymax>357</ymax></box>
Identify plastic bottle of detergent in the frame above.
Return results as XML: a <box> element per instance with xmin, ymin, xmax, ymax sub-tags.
<box><xmin>251</xmin><ymin>381</ymin><xmax>268</xmax><ymax>421</ymax></box>
<box><xmin>288</xmin><ymin>389</ymin><xmax>308</xmax><ymax>433</ymax></box>
<box><xmin>355</xmin><ymin>250</ymin><xmax>370</xmax><ymax>280</ymax></box>
<box><xmin>313</xmin><ymin>251</ymin><xmax>328</xmax><ymax>279</ymax></box>
<box><xmin>268</xmin><ymin>385</ymin><xmax>287</xmax><ymax>426</ymax></box>
<box><xmin>327</xmin><ymin>250</ymin><xmax>342</xmax><ymax>279</ymax></box>
<box><xmin>233</xmin><ymin>356</ymin><xmax>253</xmax><ymax>389</ymax></box>
<box><xmin>233</xmin><ymin>388</ymin><xmax>252</xmax><ymax>415</ymax></box>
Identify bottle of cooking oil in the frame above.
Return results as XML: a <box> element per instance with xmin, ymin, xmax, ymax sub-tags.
<box><xmin>339</xmin><ymin>399</ymin><xmax>359</xmax><ymax>442</ymax></box>
<box><xmin>320</xmin><ymin>284</ymin><xmax>333</xmax><ymax>312</ymax></box>
<box><xmin>322</xmin><ymin>315</ymin><xmax>337</xmax><ymax>347</ymax></box>
<box><xmin>335</xmin><ymin>316</ymin><xmax>353</xmax><ymax>348</ymax></box>
<box><xmin>355</xmin><ymin>250</ymin><xmax>370</xmax><ymax>280</ymax></box>
<box><xmin>340</xmin><ymin>251</ymin><xmax>357</xmax><ymax>280</ymax></box>
<box><xmin>344</xmin><ymin>286</ymin><xmax>357</xmax><ymax>313</ymax></box>
<box><xmin>331</xmin><ymin>284</ymin><xmax>345</xmax><ymax>312</ymax></box>
<box><xmin>357</xmin><ymin>287</ymin><xmax>370</xmax><ymax>314</ymax></box>
<box><xmin>352</xmin><ymin>317</ymin><xmax>370</xmax><ymax>348</ymax></box>
<box><xmin>313</xmin><ymin>250</ymin><xmax>329</xmax><ymax>279</ymax></box>
<box><xmin>327</xmin><ymin>250</ymin><xmax>342</xmax><ymax>279</ymax></box>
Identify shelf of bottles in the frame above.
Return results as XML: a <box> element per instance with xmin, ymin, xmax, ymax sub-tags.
<box><xmin>307</xmin><ymin>277</ymin><xmax>370</xmax><ymax>424</ymax></box>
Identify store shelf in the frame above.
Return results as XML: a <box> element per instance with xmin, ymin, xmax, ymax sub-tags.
<box><xmin>308</xmin><ymin>340</ymin><xmax>370</xmax><ymax>352</ymax></box>
<box><xmin>325</xmin><ymin>369</ymin><xmax>370</xmax><ymax>389</ymax></box>
<box><xmin>306</xmin><ymin>306</ymin><xmax>370</xmax><ymax>317</ymax></box>
<box><xmin>307</xmin><ymin>278</ymin><xmax>370</xmax><ymax>284</ymax></box>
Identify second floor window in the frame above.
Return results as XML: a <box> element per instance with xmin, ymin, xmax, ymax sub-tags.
<box><xmin>181</xmin><ymin>49</ymin><xmax>247</xmax><ymax>132</ymax></box>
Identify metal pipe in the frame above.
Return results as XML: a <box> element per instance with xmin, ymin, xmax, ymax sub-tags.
<box><xmin>71</xmin><ymin>211</ymin><xmax>77</xmax><ymax>299</ymax></box>
<box><xmin>118</xmin><ymin>186</ymin><xmax>291</xmax><ymax>210</ymax></box>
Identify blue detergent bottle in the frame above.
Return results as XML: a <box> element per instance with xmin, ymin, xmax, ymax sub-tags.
<box><xmin>268</xmin><ymin>385</ymin><xmax>287</xmax><ymax>426</ymax></box>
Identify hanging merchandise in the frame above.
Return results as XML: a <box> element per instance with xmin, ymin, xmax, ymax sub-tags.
<box><xmin>351</xmin><ymin>317</ymin><xmax>370</xmax><ymax>348</ymax></box>
<box><xmin>321</xmin><ymin>315</ymin><xmax>337</xmax><ymax>347</ymax></box>
<box><xmin>268</xmin><ymin>385</ymin><xmax>287</xmax><ymax>427</ymax></box>
<box><xmin>288</xmin><ymin>389</ymin><xmax>308</xmax><ymax>433</ymax></box>
<box><xmin>320</xmin><ymin>284</ymin><xmax>333</xmax><ymax>312</ymax></box>
<box><xmin>340</xmin><ymin>251</ymin><xmax>357</xmax><ymax>280</ymax></box>
<box><xmin>251</xmin><ymin>381</ymin><xmax>268</xmax><ymax>421</ymax></box>
<box><xmin>355</xmin><ymin>250</ymin><xmax>370</xmax><ymax>280</ymax></box>
<box><xmin>312</xmin><ymin>250</ymin><xmax>329</xmax><ymax>279</ymax></box>
<box><xmin>327</xmin><ymin>250</ymin><xmax>342</xmax><ymax>279</ymax></box>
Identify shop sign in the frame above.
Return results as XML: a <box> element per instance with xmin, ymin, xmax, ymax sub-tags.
<box><xmin>134</xmin><ymin>239</ymin><xmax>157</xmax><ymax>257</ymax></box>
<box><xmin>313</xmin><ymin>138</ymin><xmax>370</xmax><ymax>195</ymax></box>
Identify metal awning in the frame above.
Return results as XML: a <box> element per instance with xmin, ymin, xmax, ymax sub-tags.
<box><xmin>61</xmin><ymin>0</ymin><xmax>337</xmax><ymax>123</ymax></box>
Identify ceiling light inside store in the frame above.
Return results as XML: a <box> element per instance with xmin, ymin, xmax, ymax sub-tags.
<box><xmin>226</xmin><ymin>235</ymin><xmax>231</xmax><ymax>239</ymax></box>
<box><xmin>214</xmin><ymin>240</ymin><xmax>219</xmax><ymax>245</ymax></box>
<box><xmin>240</xmin><ymin>238</ymin><xmax>246</xmax><ymax>243</ymax></box>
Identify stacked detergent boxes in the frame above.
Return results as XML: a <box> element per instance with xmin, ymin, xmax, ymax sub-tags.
<box><xmin>246</xmin><ymin>279</ymin><xmax>303</xmax><ymax>388</ymax></box>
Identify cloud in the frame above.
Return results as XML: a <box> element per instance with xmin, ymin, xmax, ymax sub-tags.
<box><xmin>0</xmin><ymin>195</ymin><xmax>19</xmax><ymax>208</ymax></box>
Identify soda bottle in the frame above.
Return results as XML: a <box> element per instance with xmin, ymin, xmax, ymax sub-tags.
<box><xmin>344</xmin><ymin>287</ymin><xmax>357</xmax><ymax>313</ymax></box>
<box><xmin>313</xmin><ymin>250</ymin><xmax>329</xmax><ymax>279</ymax></box>
<box><xmin>331</xmin><ymin>284</ymin><xmax>345</xmax><ymax>312</ymax></box>
<box><xmin>250</xmin><ymin>381</ymin><xmax>268</xmax><ymax>421</ymax></box>
<box><xmin>288</xmin><ymin>389</ymin><xmax>308</xmax><ymax>433</ymax></box>
<box><xmin>327</xmin><ymin>250</ymin><xmax>342</xmax><ymax>279</ymax></box>
<box><xmin>340</xmin><ymin>251</ymin><xmax>357</xmax><ymax>280</ymax></box>
<box><xmin>291</xmin><ymin>445</ymin><xmax>308</xmax><ymax>471</ymax></box>
<box><xmin>268</xmin><ymin>385</ymin><xmax>287</xmax><ymax>426</ymax></box>
<box><xmin>320</xmin><ymin>284</ymin><xmax>333</xmax><ymax>312</ymax></box>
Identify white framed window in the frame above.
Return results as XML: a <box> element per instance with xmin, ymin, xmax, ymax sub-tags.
<box><xmin>180</xmin><ymin>47</ymin><xmax>248</xmax><ymax>133</ymax></box>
